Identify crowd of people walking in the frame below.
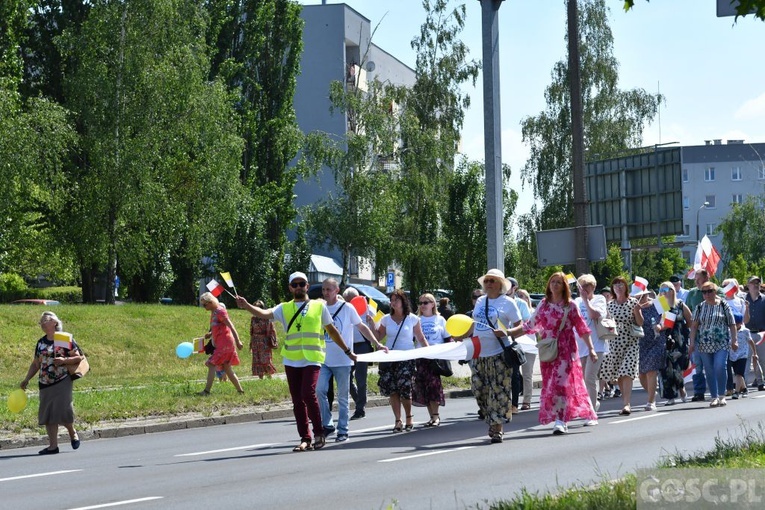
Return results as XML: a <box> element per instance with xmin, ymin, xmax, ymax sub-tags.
<box><xmin>20</xmin><ymin>268</ymin><xmax>765</xmax><ymax>453</ymax></box>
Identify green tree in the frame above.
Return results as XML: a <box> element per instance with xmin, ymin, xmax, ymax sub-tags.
<box><xmin>206</xmin><ymin>0</ymin><xmax>304</xmax><ymax>303</ymax></box>
<box><xmin>518</xmin><ymin>0</ymin><xmax>662</xmax><ymax>270</ymax></box>
<box><xmin>62</xmin><ymin>0</ymin><xmax>242</xmax><ymax>303</ymax></box>
<box><xmin>394</xmin><ymin>0</ymin><xmax>479</xmax><ymax>297</ymax></box>
<box><xmin>624</xmin><ymin>0</ymin><xmax>765</xmax><ymax>21</ymax></box>
<box><xmin>0</xmin><ymin>0</ymin><xmax>77</xmax><ymax>281</ymax></box>
<box><xmin>718</xmin><ymin>195</ymin><xmax>765</xmax><ymax>274</ymax></box>
<box><xmin>591</xmin><ymin>244</ymin><xmax>627</xmax><ymax>288</ymax></box>
<box><xmin>301</xmin><ymin>74</ymin><xmax>399</xmax><ymax>286</ymax></box>
<box><xmin>630</xmin><ymin>238</ymin><xmax>687</xmax><ymax>288</ymax></box>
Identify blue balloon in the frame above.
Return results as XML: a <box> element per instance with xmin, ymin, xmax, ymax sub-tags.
<box><xmin>176</xmin><ymin>342</ymin><xmax>194</xmax><ymax>359</ymax></box>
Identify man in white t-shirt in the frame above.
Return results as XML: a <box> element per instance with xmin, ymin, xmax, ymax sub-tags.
<box><xmin>236</xmin><ymin>272</ymin><xmax>356</xmax><ymax>452</ymax></box>
<box><xmin>317</xmin><ymin>278</ymin><xmax>382</xmax><ymax>442</ymax></box>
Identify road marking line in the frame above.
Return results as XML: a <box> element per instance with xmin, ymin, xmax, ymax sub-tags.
<box><xmin>67</xmin><ymin>497</ymin><xmax>163</xmax><ymax>510</ymax></box>
<box><xmin>378</xmin><ymin>446</ymin><xmax>475</xmax><ymax>463</ymax></box>
<box><xmin>610</xmin><ymin>413</ymin><xmax>670</xmax><ymax>424</ymax></box>
<box><xmin>752</xmin><ymin>395</ymin><xmax>765</xmax><ymax>399</ymax></box>
<box><xmin>0</xmin><ymin>469</ymin><xmax>82</xmax><ymax>482</ymax></box>
<box><xmin>175</xmin><ymin>444</ymin><xmax>275</xmax><ymax>457</ymax></box>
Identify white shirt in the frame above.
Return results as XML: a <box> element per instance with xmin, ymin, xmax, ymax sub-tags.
<box><xmin>472</xmin><ymin>295</ymin><xmax>522</xmax><ymax>357</ymax></box>
<box><xmin>418</xmin><ymin>315</ymin><xmax>450</xmax><ymax>346</ymax></box>
<box><xmin>323</xmin><ymin>301</ymin><xmax>362</xmax><ymax>367</ymax></box>
<box><xmin>272</xmin><ymin>300</ymin><xmax>333</xmax><ymax>368</ymax></box>
<box><xmin>380</xmin><ymin>313</ymin><xmax>420</xmax><ymax>351</ymax></box>
<box><xmin>575</xmin><ymin>295</ymin><xmax>609</xmax><ymax>356</ymax></box>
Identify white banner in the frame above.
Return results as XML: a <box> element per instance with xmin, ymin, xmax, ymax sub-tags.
<box><xmin>355</xmin><ymin>335</ymin><xmax>538</xmax><ymax>362</ymax></box>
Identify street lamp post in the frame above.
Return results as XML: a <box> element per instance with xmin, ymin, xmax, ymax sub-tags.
<box><xmin>696</xmin><ymin>201</ymin><xmax>709</xmax><ymax>241</ymax></box>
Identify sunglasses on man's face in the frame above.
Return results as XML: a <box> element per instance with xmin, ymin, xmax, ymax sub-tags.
<box><xmin>701</xmin><ymin>289</ymin><xmax>715</xmax><ymax>294</ymax></box>
<box><xmin>290</xmin><ymin>281</ymin><xmax>307</xmax><ymax>289</ymax></box>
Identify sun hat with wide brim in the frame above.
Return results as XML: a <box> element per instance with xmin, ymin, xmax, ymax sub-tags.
<box><xmin>477</xmin><ymin>269</ymin><xmax>511</xmax><ymax>294</ymax></box>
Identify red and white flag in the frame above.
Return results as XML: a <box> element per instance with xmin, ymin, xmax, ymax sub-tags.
<box><xmin>662</xmin><ymin>311</ymin><xmax>677</xmax><ymax>330</ymax></box>
<box><xmin>206</xmin><ymin>279</ymin><xmax>224</xmax><ymax>297</ymax></box>
<box><xmin>688</xmin><ymin>235</ymin><xmax>722</xmax><ymax>279</ymax></box>
<box><xmin>723</xmin><ymin>282</ymin><xmax>738</xmax><ymax>299</ymax></box>
<box><xmin>683</xmin><ymin>363</ymin><xmax>696</xmax><ymax>384</ymax></box>
<box><xmin>630</xmin><ymin>275</ymin><xmax>648</xmax><ymax>296</ymax></box>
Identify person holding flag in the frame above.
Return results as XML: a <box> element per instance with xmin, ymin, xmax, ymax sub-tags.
<box><xmin>197</xmin><ymin>292</ymin><xmax>244</xmax><ymax>396</ymax></box>
<box><xmin>636</xmin><ymin>288</ymin><xmax>663</xmax><ymax>411</ymax></box>
<box><xmin>655</xmin><ymin>282</ymin><xmax>692</xmax><ymax>405</ymax></box>
<box><xmin>236</xmin><ymin>271</ymin><xmax>357</xmax><ymax>452</ymax></box>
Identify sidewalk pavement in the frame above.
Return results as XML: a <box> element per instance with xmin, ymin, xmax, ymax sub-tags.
<box><xmin>0</xmin><ymin>357</ymin><xmax>542</xmax><ymax>451</ymax></box>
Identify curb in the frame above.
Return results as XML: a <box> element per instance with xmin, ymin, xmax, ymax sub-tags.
<box><xmin>0</xmin><ymin>389</ymin><xmax>476</xmax><ymax>451</ymax></box>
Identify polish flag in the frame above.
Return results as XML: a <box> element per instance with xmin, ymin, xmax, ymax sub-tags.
<box><xmin>688</xmin><ymin>235</ymin><xmax>722</xmax><ymax>278</ymax></box>
<box><xmin>633</xmin><ymin>276</ymin><xmax>648</xmax><ymax>292</ymax></box>
<box><xmin>662</xmin><ymin>311</ymin><xmax>677</xmax><ymax>330</ymax></box>
<box><xmin>206</xmin><ymin>279</ymin><xmax>224</xmax><ymax>297</ymax></box>
<box><xmin>683</xmin><ymin>363</ymin><xmax>696</xmax><ymax>384</ymax></box>
<box><xmin>723</xmin><ymin>282</ymin><xmax>738</xmax><ymax>299</ymax></box>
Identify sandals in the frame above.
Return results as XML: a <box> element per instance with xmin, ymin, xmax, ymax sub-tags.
<box><xmin>392</xmin><ymin>420</ymin><xmax>403</xmax><ymax>433</ymax></box>
<box><xmin>423</xmin><ymin>414</ymin><xmax>440</xmax><ymax>428</ymax></box>
<box><xmin>618</xmin><ymin>405</ymin><xmax>631</xmax><ymax>416</ymax></box>
<box><xmin>404</xmin><ymin>415</ymin><xmax>414</xmax><ymax>431</ymax></box>
<box><xmin>489</xmin><ymin>424</ymin><xmax>503</xmax><ymax>443</ymax></box>
<box><xmin>520</xmin><ymin>403</ymin><xmax>531</xmax><ymax>411</ymax></box>
<box><xmin>312</xmin><ymin>435</ymin><xmax>326</xmax><ymax>450</ymax></box>
<box><xmin>292</xmin><ymin>439</ymin><xmax>313</xmax><ymax>452</ymax></box>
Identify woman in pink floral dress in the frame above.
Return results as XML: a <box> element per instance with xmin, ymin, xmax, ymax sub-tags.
<box><xmin>511</xmin><ymin>272</ymin><xmax>598</xmax><ymax>434</ymax></box>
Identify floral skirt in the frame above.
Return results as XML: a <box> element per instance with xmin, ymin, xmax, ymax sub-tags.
<box><xmin>471</xmin><ymin>354</ymin><xmax>513</xmax><ymax>426</ymax></box>
<box><xmin>251</xmin><ymin>337</ymin><xmax>276</xmax><ymax>377</ymax></box>
<box><xmin>378</xmin><ymin>360</ymin><xmax>415</xmax><ymax>399</ymax></box>
<box><xmin>412</xmin><ymin>358</ymin><xmax>445</xmax><ymax>407</ymax></box>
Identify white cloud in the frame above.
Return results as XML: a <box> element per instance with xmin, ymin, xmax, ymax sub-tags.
<box><xmin>735</xmin><ymin>92</ymin><xmax>765</xmax><ymax>121</ymax></box>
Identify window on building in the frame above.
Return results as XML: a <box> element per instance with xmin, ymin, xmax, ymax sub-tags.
<box><xmin>705</xmin><ymin>195</ymin><xmax>716</xmax><ymax>208</ymax></box>
<box><xmin>732</xmin><ymin>194</ymin><xmax>743</xmax><ymax>205</ymax></box>
<box><xmin>683</xmin><ymin>251</ymin><xmax>691</xmax><ymax>265</ymax></box>
<box><xmin>706</xmin><ymin>223</ymin><xmax>717</xmax><ymax>236</ymax></box>
<box><xmin>683</xmin><ymin>224</ymin><xmax>689</xmax><ymax>237</ymax></box>
<box><xmin>682</xmin><ymin>168</ymin><xmax>689</xmax><ymax>182</ymax></box>
<box><xmin>704</xmin><ymin>167</ymin><xmax>715</xmax><ymax>181</ymax></box>
<box><xmin>683</xmin><ymin>196</ymin><xmax>689</xmax><ymax>209</ymax></box>
<box><xmin>731</xmin><ymin>166</ymin><xmax>742</xmax><ymax>181</ymax></box>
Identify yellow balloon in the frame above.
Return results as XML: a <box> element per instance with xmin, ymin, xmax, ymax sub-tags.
<box><xmin>8</xmin><ymin>389</ymin><xmax>28</xmax><ymax>414</ymax></box>
<box><xmin>446</xmin><ymin>314</ymin><xmax>474</xmax><ymax>337</ymax></box>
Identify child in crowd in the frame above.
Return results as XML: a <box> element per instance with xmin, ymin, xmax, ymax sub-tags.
<box><xmin>729</xmin><ymin>314</ymin><xmax>758</xmax><ymax>399</ymax></box>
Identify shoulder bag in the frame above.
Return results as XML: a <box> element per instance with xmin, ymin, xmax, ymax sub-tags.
<box><xmin>486</xmin><ymin>300</ymin><xmax>526</xmax><ymax>369</ymax></box>
<box><xmin>594</xmin><ymin>315</ymin><xmax>618</xmax><ymax>340</ymax></box>
<box><xmin>537</xmin><ymin>304</ymin><xmax>569</xmax><ymax>363</ymax></box>
<box><xmin>68</xmin><ymin>342</ymin><xmax>90</xmax><ymax>380</ymax></box>
<box><xmin>378</xmin><ymin>319</ymin><xmax>404</xmax><ymax>371</ymax></box>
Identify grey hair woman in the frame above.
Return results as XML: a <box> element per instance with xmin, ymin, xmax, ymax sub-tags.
<box><xmin>20</xmin><ymin>311</ymin><xmax>84</xmax><ymax>454</ymax></box>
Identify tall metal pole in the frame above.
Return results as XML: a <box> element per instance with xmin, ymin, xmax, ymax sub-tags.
<box><xmin>567</xmin><ymin>0</ymin><xmax>589</xmax><ymax>276</ymax></box>
<box><xmin>480</xmin><ymin>0</ymin><xmax>504</xmax><ymax>272</ymax></box>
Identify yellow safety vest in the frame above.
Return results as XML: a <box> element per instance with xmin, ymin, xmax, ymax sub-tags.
<box><xmin>282</xmin><ymin>300</ymin><xmax>326</xmax><ymax>363</ymax></box>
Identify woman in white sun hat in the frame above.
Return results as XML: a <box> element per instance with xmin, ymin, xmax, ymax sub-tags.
<box><xmin>458</xmin><ymin>268</ymin><xmax>522</xmax><ymax>444</ymax></box>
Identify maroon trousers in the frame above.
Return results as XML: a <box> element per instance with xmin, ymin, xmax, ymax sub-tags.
<box><xmin>284</xmin><ymin>365</ymin><xmax>322</xmax><ymax>440</ymax></box>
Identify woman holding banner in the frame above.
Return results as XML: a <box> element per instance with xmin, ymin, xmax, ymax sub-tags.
<box><xmin>655</xmin><ymin>282</ymin><xmax>692</xmax><ymax>405</ymax></box>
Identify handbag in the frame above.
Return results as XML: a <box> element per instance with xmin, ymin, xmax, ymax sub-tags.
<box><xmin>594</xmin><ymin>316</ymin><xmax>618</xmax><ymax>340</ymax></box>
<box><xmin>485</xmin><ymin>301</ymin><xmax>526</xmax><ymax>369</ymax></box>
<box><xmin>630</xmin><ymin>322</ymin><xmax>645</xmax><ymax>338</ymax></box>
<box><xmin>378</xmin><ymin>319</ymin><xmax>404</xmax><ymax>371</ymax></box>
<box><xmin>536</xmin><ymin>305</ymin><xmax>569</xmax><ymax>363</ymax></box>
<box><xmin>68</xmin><ymin>343</ymin><xmax>89</xmax><ymax>380</ymax></box>
<box><xmin>430</xmin><ymin>358</ymin><xmax>454</xmax><ymax>377</ymax></box>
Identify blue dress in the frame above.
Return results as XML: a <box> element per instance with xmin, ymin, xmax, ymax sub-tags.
<box><xmin>639</xmin><ymin>305</ymin><xmax>664</xmax><ymax>373</ymax></box>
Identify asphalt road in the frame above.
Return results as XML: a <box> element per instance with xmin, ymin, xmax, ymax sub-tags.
<box><xmin>3</xmin><ymin>388</ymin><xmax>765</xmax><ymax>510</ymax></box>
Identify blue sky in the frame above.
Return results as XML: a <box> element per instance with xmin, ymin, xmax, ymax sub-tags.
<box><xmin>300</xmin><ymin>1</ymin><xmax>765</xmax><ymax>215</ymax></box>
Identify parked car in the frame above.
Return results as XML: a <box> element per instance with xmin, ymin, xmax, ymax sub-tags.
<box><xmin>11</xmin><ymin>299</ymin><xmax>60</xmax><ymax>305</ymax></box>
<box><xmin>308</xmin><ymin>283</ymin><xmax>391</xmax><ymax>314</ymax></box>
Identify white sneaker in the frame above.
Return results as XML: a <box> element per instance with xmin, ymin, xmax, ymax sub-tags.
<box><xmin>595</xmin><ymin>400</ymin><xmax>601</xmax><ymax>412</ymax></box>
<box><xmin>664</xmin><ymin>398</ymin><xmax>676</xmax><ymax>406</ymax></box>
<box><xmin>584</xmin><ymin>419</ymin><xmax>599</xmax><ymax>426</ymax></box>
<box><xmin>645</xmin><ymin>402</ymin><xmax>656</xmax><ymax>411</ymax></box>
<box><xmin>552</xmin><ymin>420</ymin><xmax>567</xmax><ymax>435</ymax></box>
